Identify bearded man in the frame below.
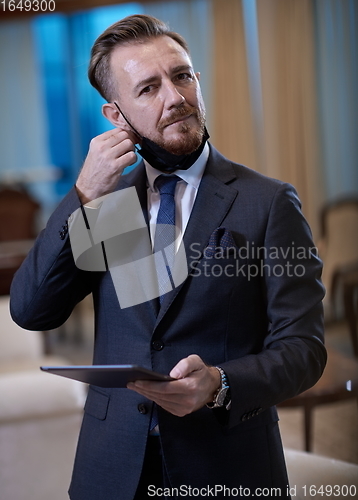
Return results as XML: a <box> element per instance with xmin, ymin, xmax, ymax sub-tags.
<box><xmin>10</xmin><ymin>14</ymin><xmax>326</xmax><ymax>500</ymax></box>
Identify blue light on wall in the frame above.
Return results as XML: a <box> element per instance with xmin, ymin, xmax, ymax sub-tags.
<box><xmin>32</xmin><ymin>3</ymin><xmax>143</xmax><ymax>197</ymax></box>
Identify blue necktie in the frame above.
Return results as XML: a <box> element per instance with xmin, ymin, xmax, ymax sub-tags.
<box><xmin>154</xmin><ymin>175</ymin><xmax>180</xmax><ymax>303</ymax></box>
<box><xmin>150</xmin><ymin>175</ymin><xmax>179</xmax><ymax>433</ymax></box>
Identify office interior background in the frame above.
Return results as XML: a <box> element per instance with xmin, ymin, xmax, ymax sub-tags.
<box><xmin>0</xmin><ymin>1</ymin><xmax>357</xmax><ymax>499</ymax></box>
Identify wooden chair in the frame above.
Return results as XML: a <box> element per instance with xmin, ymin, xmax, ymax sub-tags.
<box><xmin>318</xmin><ymin>197</ymin><xmax>358</xmax><ymax>321</ymax></box>
<box><xmin>278</xmin><ymin>347</ymin><xmax>358</xmax><ymax>452</ymax></box>
<box><xmin>0</xmin><ymin>185</ymin><xmax>40</xmax><ymax>241</ymax></box>
<box><xmin>0</xmin><ymin>185</ymin><xmax>40</xmax><ymax>295</ymax></box>
<box><xmin>332</xmin><ymin>261</ymin><xmax>358</xmax><ymax>358</ymax></box>
<box><xmin>278</xmin><ymin>198</ymin><xmax>358</xmax><ymax>452</ymax></box>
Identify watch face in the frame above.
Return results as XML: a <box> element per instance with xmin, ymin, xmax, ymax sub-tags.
<box><xmin>217</xmin><ymin>387</ymin><xmax>228</xmax><ymax>406</ymax></box>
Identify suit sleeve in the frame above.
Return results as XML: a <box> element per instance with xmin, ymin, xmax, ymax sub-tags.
<box><xmin>10</xmin><ymin>187</ymin><xmax>93</xmax><ymax>331</ymax></box>
<box><xmin>220</xmin><ymin>183</ymin><xmax>326</xmax><ymax>429</ymax></box>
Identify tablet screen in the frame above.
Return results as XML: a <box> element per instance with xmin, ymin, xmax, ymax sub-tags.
<box><xmin>40</xmin><ymin>365</ymin><xmax>174</xmax><ymax>388</ymax></box>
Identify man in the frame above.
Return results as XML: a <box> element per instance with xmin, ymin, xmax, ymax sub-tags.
<box><xmin>10</xmin><ymin>14</ymin><xmax>326</xmax><ymax>500</ymax></box>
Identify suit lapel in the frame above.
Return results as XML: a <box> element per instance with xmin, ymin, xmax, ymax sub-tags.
<box><xmin>118</xmin><ymin>162</ymin><xmax>149</xmax><ymax>225</ymax></box>
<box><xmin>156</xmin><ymin>145</ymin><xmax>239</xmax><ymax>322</ymax></box>
<box><xmin>117</xmin><ymin>163</ymin><xmax>160</xmax><ymax>317</ymax></box>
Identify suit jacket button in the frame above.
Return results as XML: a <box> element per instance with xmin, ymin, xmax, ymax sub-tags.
<box><xmin>137</xmin><ymin>404</ymin><xmax>148</xmax><ymax>415</ymax></box>
<box><xmin>241</xmin><ymin>413</ymin><xmax>247</xmax><ymax>421</ymax></box>
<box><xmin>152</xmin><ymin>340</ymin><xmax>164</xmax><ymax>351</ymax></box>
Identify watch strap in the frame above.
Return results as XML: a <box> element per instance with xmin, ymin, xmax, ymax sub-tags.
<box><xmin>206</xmin><ymin>366</ymin><xmax>231</xmax><ymax>410</ymax></box>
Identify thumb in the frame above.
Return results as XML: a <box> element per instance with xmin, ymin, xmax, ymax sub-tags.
<box><xmin>169</xmin><ymin>354</ymin><xmax>203</xmax><ymax>379</ymax></box>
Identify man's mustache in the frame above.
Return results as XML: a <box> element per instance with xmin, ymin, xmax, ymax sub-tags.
<box><xmin>158</xmin><ymin>104</ymin><xmax>198</xmax><ymax>133</ymax></box>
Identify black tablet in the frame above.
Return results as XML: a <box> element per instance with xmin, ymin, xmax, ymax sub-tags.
<box><xmin>40</xmin><ymin>365</ymin><xmax>174</xmax><ymax>388</ymax></box>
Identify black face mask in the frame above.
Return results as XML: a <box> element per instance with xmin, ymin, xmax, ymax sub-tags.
<box><xmin>114</xmin><ymin>102</ymin><xmax>209</xmax><ymax>173</ymax></box>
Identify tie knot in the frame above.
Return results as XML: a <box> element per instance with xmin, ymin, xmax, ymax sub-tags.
<box><xmin>155</xmin><ymin>175</ymin><xmax>180</xmax><ymax>196</ymax></box>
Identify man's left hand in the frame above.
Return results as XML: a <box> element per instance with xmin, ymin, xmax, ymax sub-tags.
<box><xmin>127</xmin><ymin>355</ymin><xmax>220</xmax><ymax>417</ymax></box>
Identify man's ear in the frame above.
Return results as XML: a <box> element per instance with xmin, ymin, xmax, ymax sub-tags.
<box><xmin>195</xmin><ymin>71</ymin><xmax>201</xmax><ymax>81</ymax></box>
<box><xmin>102</xmin><ymin>103</ymin><xmax>128</xmax><ymax>129</ymax></box>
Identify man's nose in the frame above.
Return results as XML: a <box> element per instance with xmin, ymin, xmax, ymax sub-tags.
<box><xmin>163</xmin><ymin>81</ymin><xmax>185</xmax><ymax>109</ymax></box>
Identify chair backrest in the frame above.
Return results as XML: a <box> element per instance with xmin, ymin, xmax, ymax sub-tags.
<box><xmin>320</xmin><ymin>198</ymin><xmax>358</xmax><ymax>297</ymax></box>
<box><xmin>0</xmin><ymin>296</ymin><xmax>42</xmax><ymax>362</ymax></box>
<box><xmin>0</xmin><ymin>186</ymin><xmax>40</xmax><ymax>241</ymax></box>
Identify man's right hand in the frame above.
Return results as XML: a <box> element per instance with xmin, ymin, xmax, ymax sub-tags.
<box><xmin>76</xmin><ymin>128</ymin><xmax>138</xmax><ymax>204</ymax></box>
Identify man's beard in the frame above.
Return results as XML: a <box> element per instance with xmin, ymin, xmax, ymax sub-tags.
<box><xmin>113</xmin><ymin>100</ymin><xmax>208</xmax><ymax>172</ymax></box>
<box><xmin>152</xmin><ymin>103</ymin><xmax>206</xmax><ymax>156</ymax></box>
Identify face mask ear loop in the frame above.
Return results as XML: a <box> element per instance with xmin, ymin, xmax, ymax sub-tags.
<box><xmin>113</xmin><ymin>101</ymin><xmax>142</xmax><ymax>152</ymax></box>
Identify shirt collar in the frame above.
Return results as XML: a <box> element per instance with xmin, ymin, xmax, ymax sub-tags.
<box><xmin>145</xmin><ymin>142</ymin><xmax>209</xmax><ymax>192</ymax></box>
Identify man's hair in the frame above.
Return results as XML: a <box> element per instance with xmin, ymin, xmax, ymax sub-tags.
<box><xmin>88</xmin><ymin>14</ymin><xmax>190</xmax><ymax>102</ymax></box>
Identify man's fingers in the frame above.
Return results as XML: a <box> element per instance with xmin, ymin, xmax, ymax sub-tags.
<box><xmin>118</xmin><ymin>150</ymin><xmax>138</xmax><ymax>167</ymax></box>
<box><xmin>128</xmin><ymin>376</ymin><xmax>200</xmax><ymax>405</ymax></box>
<box><xmin>127</xmin><ymin>380</ymin><xmax>179</xmax><ymax>397</ymax></box>
<box><xmin>100</xmin><ymin>127</ymin><xmax>133</xmax><ymax>140</ymax></box>
<box><xmin>111</xmin><ymin>138</ymin><xmax>136</xmax><ymax>160</ymax></box>
<box><xmin>103</xmin><ymin>127</ymin><xmax>138</xmax><ymax>146</ymax></box>
<box><xmin>127</xmin><ymin>380</ymin><xmax>199</xmax><ymax>417</ymax></box>
<box><xmin>90</xmin><ymin>131</ymin><xmax>135</xmax><ymax>156</ymax></box>
<box><xmin>127</xmin><ymin>356</ymin><xmax>220</xmax><ymax>418</ymax></box>
<box><xmin>170</xmin><ymin>354</ymin><xmax>203</xmax><ymax>379</ymax></box>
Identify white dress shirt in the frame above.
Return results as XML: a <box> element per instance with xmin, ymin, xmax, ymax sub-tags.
<box><xmin>145</xmin><ymin>142</ymin><xmax>209</xmax><ymax>251</ymax></box>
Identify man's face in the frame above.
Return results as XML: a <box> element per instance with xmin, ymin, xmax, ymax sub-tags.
<box><xmin>109</xmin><ymin>36</ymin><xmax>206</xmax><ymax>155</ymax></box>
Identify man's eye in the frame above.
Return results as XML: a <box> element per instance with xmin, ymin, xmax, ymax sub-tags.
<box><xmin>140</xmin><ymin>86</ymin><xmax>152</xmax><ymax>95</ymax></box>
<box><xmin>176</xmin><ymin>73</ymin><xmax>192</xmax><ymax>81</ymax></box>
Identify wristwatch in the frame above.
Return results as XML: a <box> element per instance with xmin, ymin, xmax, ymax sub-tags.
<box><xmin>206</xmin><ymin>366</ymin><xmax>231</xmax><ymax>410</ymax></box>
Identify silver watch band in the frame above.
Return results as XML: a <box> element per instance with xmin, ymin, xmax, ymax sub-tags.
<box><xmin>206</xmin><ymin>366</ymin><xmax>231</xmax><ymax>410</ymax></box>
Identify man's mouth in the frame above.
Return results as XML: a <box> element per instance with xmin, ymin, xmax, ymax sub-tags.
<box><xmin>164</xmin><ymin>114</ymin><xmax>193</xmax><ymax>128</ymax></box>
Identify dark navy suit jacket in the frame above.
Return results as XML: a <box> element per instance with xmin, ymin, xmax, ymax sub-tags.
<box><xmin>10</xmin><ymin>145</ymin><xmax>326</xmax><ymax>499</ymax></box>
